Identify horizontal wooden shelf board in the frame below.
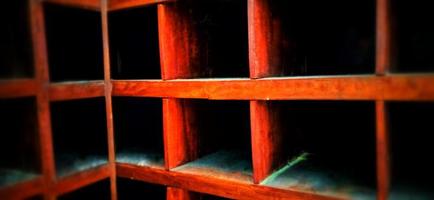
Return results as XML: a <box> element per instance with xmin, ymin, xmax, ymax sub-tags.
<box><xmin>0</xmin><ymin>176</ymin><xmax>44</xmax><ymax>200</ymax></box>
<box><xmin>112</xmin><ymin>75</ymin><xmax>434</xmax><ymax>100</ymax></box>
<box><xmin>54</xmin><ymin>164</ymin><xmax>111</xmax><ymax>196</ymax></box>
<box><xmin>0</xmin><ymin>169</ymin><xmax>39</xmax><ymax>188</ymax></box>
<box><xmin>0</xmin><ymin>79</ymin><xmax>37</xmax><ymax>99</ymax></box>
<box><xmin>260</xmin><ymin>161</ymin><xmax>376</xmax><ymax>200</ymax></box>
<box><xmin>43</xmin><ymin>0</ymin><xmax>101</xmax><ymax>11</ymax></box>
<box><xmin>108</xmin><ymin>0</ymin><xmax>175</xmax><ymax>11</ymax></box>
<box><xmin>116</xmin><ymin>151</ymin><xmax>165</xmax><ymax>169</ymax></box>
<box><xmin>49</xmin><ymin>80</ymin><xmax>105</xmax><ymax>101</ymax></box>
<box><xmin>116</xmin><ymin>163</ymin><xmax>342</xmax><ymax>200</ymax></box>
<box><xmin>55</xmin><ymin>154</ymin><xmax>108</xmax><ymax>178</ymax></box>
<box><xmin>172</xmin><ymin>150</ymin><xmax>253</xmax><ymax>184</ymax></box>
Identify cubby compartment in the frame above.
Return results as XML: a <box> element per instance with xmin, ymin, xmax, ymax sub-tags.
<box><xmin>44</xmin><ymin>3</ymin><xmax>103</xmax><ymax>82</ymax></box>
<box><xmin>169</xmin><ymin>0</ymin><xmax>249</xmax><ymax>78</ymax></box>
<box><xmin>392</xmin><ymin>0</ymin><xmax>434</xmax><ymax>72</ymax></box>
<box><xmin>0</xmin><ymin>98</ymin><xmax>40</xmax><ymax>187</ymax></box>
<box><xmin>50</xmin><ymin>97</ymin><xmax>108</xmax><ymax>177</ymax></box>
<box><xmin>262</xmin><ymin>0</ymin><xmax>375</xmax><ymax>76</ymax></box>
<box><xmin>58</xmin><ymin>179</ymin><xmax>111</xmax><ymax>200</ymax></box>
<box><xmin>117</xmin><ymin>177</ymin><xmax>166</xmax><ymax>199</ymax></box>
<box><xmin>261</xmin><ymin>101</ymin><xmax>376</xmax><ymax>198</ymax></box>
<box><xmin>174</xmin><ymin>100</ymin><xmax>252</xmax><ymax>182</ymax></box>
<box><xmin>113</xmin><ymin>97</ymin><xmax>164</xmax><ymax>167</ymax></box>
<box><xmin>0</xmin><ymin>0</ymin><xmax>34</xmax><ymax>79</ymax></box>
<box><xmin>388</xmin><ymin>102</ymin><xmax>434</xmax><ymax>199</ymax></box>
<box><xmin>109</xmin><ymin>6</ymin><xmax>161</xmax><ymax>79</ymax></box>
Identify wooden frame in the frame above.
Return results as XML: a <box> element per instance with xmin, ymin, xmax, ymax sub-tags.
<box><xmin>1</xmin><ymin>0</ymin><xmax>433</xmax><ymax>199</ymax></box>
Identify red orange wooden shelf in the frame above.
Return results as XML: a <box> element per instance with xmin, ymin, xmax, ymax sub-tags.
<box><xmin>1</xmin><ymin>0</ymin><xmax>434</xmax><ymax>199</ymax></box>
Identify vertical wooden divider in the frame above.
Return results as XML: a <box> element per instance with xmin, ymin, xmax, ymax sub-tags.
<box><xmin>376</xmin><ymin>0</ymin><xmax>391</xmax><ymax>199</ymax></box>
<box><xmin>101</xmin><ymin>0</ymin><xmax>117</xmax><ymax>199</ymax></box>
<box><xmin>30</xmin><ymin>0</ymin><xmax>57</xmax><ymax>199</ymax></box>
<box><xmin>248</xmin><ymin>0</ymin><xmax>284</xmax><ymax>79</ymax></box>
<box><xmin>248</xmin><ymin>0</ymin><xmax>284</xmax><ymax>184</ymax></box>
<box><xmin>158</xmin><ymin>2</ymin><xmax>199</xmax><ymax>199</ymax></box>
<box><xmin>250</xmin><ymin>101</ymin><xmax>283</xmax><ymax>184</ymax></box>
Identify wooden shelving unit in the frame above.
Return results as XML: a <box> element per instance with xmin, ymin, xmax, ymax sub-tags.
<box><xmin>1</xmin><ymin>0</ymin><xmax>434</xmax><ymax>199</ymax></box>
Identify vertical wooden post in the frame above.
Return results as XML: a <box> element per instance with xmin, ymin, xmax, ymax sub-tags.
<box><xmin>101</xmin><ymin>0</ymin><xmax>117</xmax><ymax>199</ymax></box>
<box><xmin>158</xmin><ymin>3</ymin><xmax>199</xmax><ymax>80</ymax></box>
<box><xmin>250</xmin><ymin>101</ymin><xmax>283</xmax><ymax>183</ymax></box>
<box><xmin>159</xmin><ymin>2</ymin><xmax>199</xmax><ymax>198</ymax></box>
<box><xmin>248</xmin><ymin>0</ymin><xmax>285</xmax><ymax>184</ymax></box>
<box><xmin>30</xmin><ymin>0</ymin><xmax>56</xmax><ymax>199</ymax></box>
<box><xmin>248</xmin><ymin>0</ymin><xmax>285</xmax><ymax>79</ymax></box>
<box><xmin>376</xmin><ymin>0</ymin><xmax>392</xmax><ymax>199</ymax></box>
<box><xmin>376</xmin><ymin>100</ymin><xmax>389</xmax><ymax>200</ymax></box>
<box><xmin>376</xmin><ymin>0</ymin><xmax>392</xmax><ymax>75</ymax></box>
<box><xmin>162</xmin><ymin>99</ymin><xmax>198</xmax><ymax>169</ymax></box>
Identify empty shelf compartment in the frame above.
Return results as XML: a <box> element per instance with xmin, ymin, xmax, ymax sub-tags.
<box><xmin>261</xmin><ymin>101</ymin><xmax>376</xmax><ymax>199</ymax></box>
<box><xmin>109</xmin><ymin>6</ymin><xmax>161</xmax><ymax>79</ymax></box>
<box><xmin>0</xmin><ymin>0</ymin><xmax>34</xmax><ymax>79</ymax></box>
<box><xmin>44</xmin><ymin>3</ymin><xmax>103</xmax><ymax>82</ymax></box>
<box><xmin>174</xmin><ymin>100</ymin><xmax>253</xmax><ymax>183</ymax></box>
<box><xmin>50</xmin><ymin>97</ymin><xmax>108</xmax><ymax>177</ymax></box>
<box><xmin>388</xmin><ymin>102</ymin><xmax>434</xmax><ymax>199</ymax></box>
<box><xmin>392</xmin><ymin>0</ymin><xmax>434</xmax><ymax>72</ymax></box>
<box><xmin>113</xmin><ymin>97</ymin><xmax>164</xmax><ymax>168</ymax></box>
<box><xmin>0</xmin><ymin>97</ymin><xmax>40</xmax><ymax>187</ymax></box>
<box><xmin>262</xmin><ymin>0</ymin><xmax>375</xmax><ymax>76</ymax></box>
<box><xmin>166</xmin><ymin>0</ymin><xmax>249</xmax><ymax>78</ymax></box>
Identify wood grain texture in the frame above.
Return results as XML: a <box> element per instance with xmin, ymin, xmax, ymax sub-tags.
<box><xmin>376</xmin><ymin>0</ymin><xmax>391</xmax><ymax>199</ymax></box>
<box><xmin>248</xmin><ymin>0</ymin><xmax>284</xmax><ymax>78</ymax></box>
<box><xmin>30</xmin><ymin>1</ymin><xmax>57</xmax><ymax>199</ymax></box>
<box><xmin>112</xmin><ymin>75</ymin><xmax>434</xmax><ymax>100</ymax></box>
<box><xmin>376</xmin><ymin>101</ymin><xmax>390</xmax><ymax>200</ymax></box>
<box><xmin>158</xmin><ymin>3</ymin><xmax>200</xmax><ymax>80</ymax></box>
<box><xmin>117</xmin><ymin>163</ymin><xmax>341</xmax><ymax>200</ymax></box>
<box><xmin>0</xmin><ymin>79</ymin><xmax>37</xmax><ymax>99</ymax></box>
<box><xmin>49</xmin><ymin>81</ymin><xmax>105</xmax><ymax>101</ymax></box>
<box><xmin>0</xmin><ymin>176</ymin><xmax>44</xmax><ymax>200</ymax></box>
<box><xmin>53</xmin><ymin>164</ymin><xmax>110</xmax><ymax>196</ymax></box>
<box><xmin>43</xmin><ymin>0</ymin><xmax>101</xmax><ymax>11</ymax></box>
<box><xmin>109</xmin><ymin>0</ymin><xmax>174</xmax><ymax>11</ymax></box>
<box><xmin>101</xmin><ymin>0</ymin><xmax>118</xmax><ymax>199</ymax></box>
<box><xmin>376</xmin><ymin>0</ymin><xmax>392</xmax><ymax>75</ymax></box>
<box><xmin>163</xmin><ymin>99</ymin><xmax>198</xmax><ymax>169</ymax></box>
<box><xmin>250</xmin><ymin>101</ymin><xmax>283</xmax><ymax>184</ymax></box>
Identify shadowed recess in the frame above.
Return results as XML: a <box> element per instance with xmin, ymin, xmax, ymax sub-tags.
<box><xmin>266</xmin><ymin>0</ymin><xmax>375</xmax><ymax>76</ymax></box>
<box><xmin>0</xmin><ymin>97</ymin><xmax>40</xmax><ymax>187</ymax></box>
<box><xmin>0</xmin><ymin>0</ymin><xmax>34</xmax><ymax>79</ymax></box>
<box><xmin>175</xmin><ymin>100</ymin><xmax>252</xmax><ymax>182</ymax></box>
<box><xmin>112</xmin><ymin>97</ymin><xmax>164</xmax><ymax>168</ymax></box>
<box><xmin>117</xmin><ymin>177</ymin><xmax>166</xmax><ymax>199</ymax></box>
<box><xmin>50</xmin><ymin>97</ymin><xmax>108</xmax><ymax>177</ymax></box>
<box><xmin>58</xmin><ymin>179</ymin><xmax>111</xmax><ymax>200</ymax></box>
<box><xmin>109</xmin><ymin>6</ymin><xmax>161</xmax><ymax>79</ymax></box>
<box><xmin>44</xmin><ymin>3</ymin><xmax>103</xmax><ymax>82</ymax></box>
<box><xmin>171</xmin><ymin>0</ymin><xmax>249</xmax><ymax>78</ymax></box>
<box><xmin>388</xmin><ymin>102</ymin><xmax>434</xmax><ymax>199</ymax></box>
<box><xmin>261</xmin><ymin>101</ymin><xmax>377</xmax><ymax>199</ymax></box>
<box><xmin>392</xmin><ymin>0</ymin><xmax>434</xmax><ymax>72</ymax></box>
